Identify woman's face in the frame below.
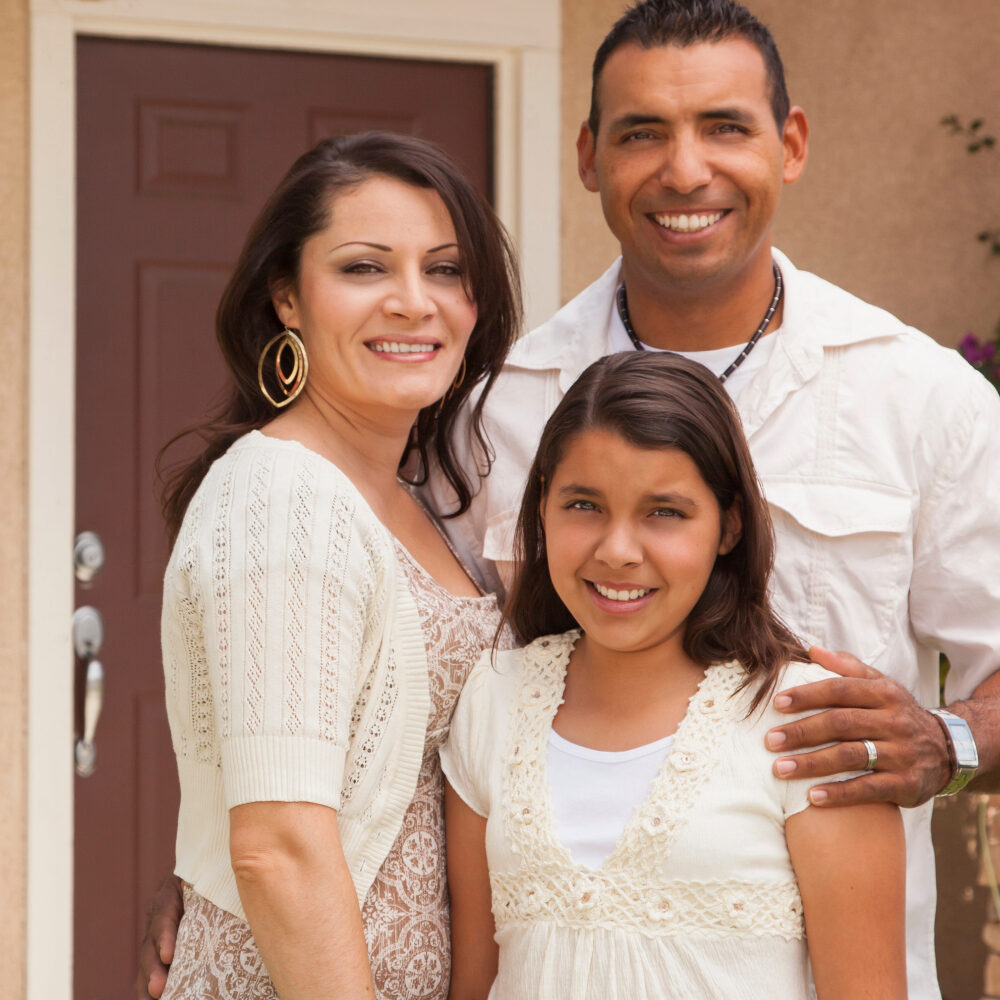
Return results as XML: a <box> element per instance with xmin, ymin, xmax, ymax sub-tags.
<box><xmin>271</xmin><ymin>174</ymin><xmax>477</xmax><ymax>421</ymax></box>
<box><xmin>541</xmin><ymin>429</ymin><xmax>741</xmax><ymax>664</ymax></box>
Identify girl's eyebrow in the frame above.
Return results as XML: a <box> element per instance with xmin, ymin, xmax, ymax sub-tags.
<box><xmin>646</xmin><ymin>492</ymin><xmax>697</xmax><ymax>507</ymax></box>
<box><xmin>556</xmin><ymin>483</ymin><xmax>601</xmax><ymax>498</ymax></box>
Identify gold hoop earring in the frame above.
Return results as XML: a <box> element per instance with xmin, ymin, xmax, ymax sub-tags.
<box><xmin>438</xmin><ymin>357</ymin><xmax>468</xmax><ymax>414</ymax></box>
<box><xmin>258</xmin><ymin>328</ymin><xmax>309</xmax><ymax>408</ymax></box>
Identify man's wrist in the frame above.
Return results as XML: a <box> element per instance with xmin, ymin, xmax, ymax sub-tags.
<box><xmin>928</xmin><ymin>708</ymin><xmax>979</xmax><ymax>795</ymax></box>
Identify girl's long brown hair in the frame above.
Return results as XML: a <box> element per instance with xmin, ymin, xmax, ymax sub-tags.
<box><xmin>503</xmin><ymin>352</ymin><xmax>808</xmax><ymax>711</ymax></box>
<box><xmin>159</xmin><ymin>131</ymin><xmax>521</xmax><ymax>544</ymax></box>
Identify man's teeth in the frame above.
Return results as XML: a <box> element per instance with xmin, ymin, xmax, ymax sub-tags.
<box><xmin>594</xmin><ymin>583</ymin><xmax>653</xmax><ymax>602</ymax></box>
<box><xmin>369</xmin><ymin>342</ymin><xmax>437</xmax><ymax>354</ymax></box>
<box><xmin>654</xmin><ymin>211</ymin><xmax>724</xmax><ymax>233</ymax></box>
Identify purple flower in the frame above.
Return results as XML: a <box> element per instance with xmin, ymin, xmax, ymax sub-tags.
<box><xmin>958</xmin><ymin>332</ymin><xmax>996</xmax><ymax>366</ymax></box>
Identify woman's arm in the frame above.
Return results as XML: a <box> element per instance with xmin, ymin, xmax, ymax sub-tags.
<box><xmin>786</xmin><ymin>802</ymin><xmax>906</xmax><ymax>1000</ymax></box>
<box><xmin>230</xmin><ymin>801</ymin><xmax>374</xmax><ymax>1000</ymax></box>
<box><xmin>445</xmin><ymin>779</ymin><xmax>498</xmax><ymax>1000</ymax></box>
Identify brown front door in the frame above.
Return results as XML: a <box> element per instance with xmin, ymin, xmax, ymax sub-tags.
<box><xmin>74</xmin><ymin>36</ymin><xmax>493</xmax><ymax>997</ymax></box>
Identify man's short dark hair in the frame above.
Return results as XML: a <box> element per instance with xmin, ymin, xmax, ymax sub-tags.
<box><xmin>588</xmin><ymin>0</ymin><xmax>790</xmax><ymax>135</ymax></box>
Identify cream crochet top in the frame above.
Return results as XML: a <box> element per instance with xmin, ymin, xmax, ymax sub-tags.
<box><xmin>162</xmin><ymin>431</ymin><xmax>430</xmax><ymax>918</ymax></box>
<box><xmin>441</xmin><ymin>632</ymin><xmax>855</xmax><ymax>1000</ymax></box>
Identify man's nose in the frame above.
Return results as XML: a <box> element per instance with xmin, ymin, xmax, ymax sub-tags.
<box><xmin>658</xmin><ymin>135</ymin><xmax>712</xmax><ymax>194</ymax></box>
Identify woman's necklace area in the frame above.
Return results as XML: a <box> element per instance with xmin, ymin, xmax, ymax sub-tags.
<box><xmin>615</xmin><ymin>262</ymin><xmax>783</xmax><ymax>384</ymax></box>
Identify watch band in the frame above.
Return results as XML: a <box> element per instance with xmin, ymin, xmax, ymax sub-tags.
<box><xmin>928</xmin><ymin>708</ymin><xmax>979</xmax><ymax>796</ymax></box>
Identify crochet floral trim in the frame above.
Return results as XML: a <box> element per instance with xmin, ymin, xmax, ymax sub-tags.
<box><xmin>490</xmin><ymin>872</ymin><xmax>805</xmax><ymax>940</ymax></box>
<box><xmin>497</xmin><ymin>632</ymin><xmax>805</xmax><ymax>940</ymax></box>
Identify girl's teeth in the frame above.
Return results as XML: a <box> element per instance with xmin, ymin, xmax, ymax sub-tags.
<box><xmin>594</xmin><ymin>583</ymin><xmax>652</xmax><ymax>602</ymax></box>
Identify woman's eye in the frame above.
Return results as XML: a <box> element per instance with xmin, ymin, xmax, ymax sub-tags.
<box><xmin>567</xmin><ymin>499</ymin><xmax>598</xmax><ymax>512</ymax></box>
<box><xmin>428</xmin><ymin>261</ymin><xmax>463</xmax><ymax>277</ymax></box>
<box><xmin>342</xmin><ymin>261</ymin><xmax>383</xmax><ymax>274</ymax></box>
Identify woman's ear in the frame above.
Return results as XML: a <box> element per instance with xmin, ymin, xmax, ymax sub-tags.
<box><xmin>270</xmin><ymin>278</ymin><xmax>299</xmax><ymax>329</ymax></box>
<box><xmin>718</xmin><ymin>500</ymin><xmax>743</xmax><ymax>555</ymax></box>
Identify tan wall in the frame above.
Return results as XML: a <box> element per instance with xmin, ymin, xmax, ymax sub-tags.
<box><xmin>0</xmin><ymin>0</ymin><xmax>29</xmax><ymax>994</ymax></box>
<box><xmin>561</xmin><ymin>0</ymin><xmax>1000</xmax><ymax>347</ymax></box>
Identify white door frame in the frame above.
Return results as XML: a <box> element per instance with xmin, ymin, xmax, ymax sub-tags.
<box><xmin>27</xmin><ymin>2</ymin><xmax>560</xmax><ymax>996</ymax></box>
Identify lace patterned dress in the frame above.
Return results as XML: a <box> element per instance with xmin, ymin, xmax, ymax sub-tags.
<box><xmin>161</xmin><ymin>539</ymin><xmax>508</xmax><ymax>1000</ymax></box>
<box><xmin>440</xmin><ymin>632</ymin><xmax>860</xmax><ymax>1000</ymax></box>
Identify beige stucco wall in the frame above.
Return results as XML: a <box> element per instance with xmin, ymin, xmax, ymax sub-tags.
<box><xmin>0</xmin><ymin>0</ymin><xmax>29</xmax><ymax>994</ymax></box>
<box><xmin>561</xmin><ymin>0</ymin><xmax>1000</xmax><ymax>347</ymax></box>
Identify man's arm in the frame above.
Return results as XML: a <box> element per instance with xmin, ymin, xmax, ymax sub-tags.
<box><xmin>765</xmin><ymin>647</ymin><xmax>1000</xmax><ymax>807</ymax></box>
<box><xmin>136</xmin><ymin>874</ymin><xmax>183</xmax><ymax>999</ymax></box>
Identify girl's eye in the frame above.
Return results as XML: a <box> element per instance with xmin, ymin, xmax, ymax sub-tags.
<box><xmin>567</xmin><ymin>499</ymin><xmax>599</xmax><ymax>512</ymax></box>
<box><xmin>651</xmin><ymin>507</ymin><xmax>682</xmax><ymax>518</ymax></box>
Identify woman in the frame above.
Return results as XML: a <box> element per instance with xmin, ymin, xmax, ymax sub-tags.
<box><xmin>157</xmin><ymin>132</ymin><xmax>520</xmax><ymax>1000</ymax></box>
<box><xmin>442</xmin><ymin>353</ymin><xmax>906</xmax><ymax>999</ymax></box>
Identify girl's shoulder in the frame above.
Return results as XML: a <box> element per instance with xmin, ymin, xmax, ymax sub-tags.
<box><xmin>458</xmin><ymin>630</ymin><xmax>579</xmax><ymax>720</ymax></box>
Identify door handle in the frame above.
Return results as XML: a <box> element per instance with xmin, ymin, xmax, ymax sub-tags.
<box><xmin>73</xmin><ymin>605</ymin><xmax>105</xmax><ymax>778</ymax></box>
<box><xmin>75</xmin><ymin>659</ymin><xmax>104</xmax><ymax>778</ymax></box>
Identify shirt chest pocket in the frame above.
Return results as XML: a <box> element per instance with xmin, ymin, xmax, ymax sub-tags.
<box><xmin>762</xmin><ymin>478</ymin><xmax>914</xmax><ymax>665</ymax></box>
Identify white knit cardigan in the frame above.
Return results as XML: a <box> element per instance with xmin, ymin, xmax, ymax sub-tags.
<box><xmin>161</xmin><ymin>431</ymin><xmax>429</xmax><ymax>919</ymax></box>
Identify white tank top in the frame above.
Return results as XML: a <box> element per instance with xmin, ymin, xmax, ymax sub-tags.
<box><xmin>546</xmin><ymin>729</ymin><xmax>675</xmax><ymax>869</ymax></box>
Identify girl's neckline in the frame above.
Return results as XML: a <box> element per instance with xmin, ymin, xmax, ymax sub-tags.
<box><xmin>242</xmin><ymin>430</ymin><xmax>491</xmax><ymax>602</ymax></box>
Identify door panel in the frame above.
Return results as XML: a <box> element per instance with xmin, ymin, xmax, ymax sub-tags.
<box><xmin>75</xmin><ymin>36</ymin><xmax>493</xmax><ymax>997</ymax></box>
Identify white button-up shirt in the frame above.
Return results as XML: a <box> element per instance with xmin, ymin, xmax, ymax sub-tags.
<box><xmin>427</xmin><ymin>250</ymin><xmax>1000</xmax><ymax>999</ymax></box>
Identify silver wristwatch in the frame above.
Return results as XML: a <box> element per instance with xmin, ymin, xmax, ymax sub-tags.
<box><xmin>928</xmin><ymin>709</ymin><xmax>979</xmax><ymax>796</ymax></box>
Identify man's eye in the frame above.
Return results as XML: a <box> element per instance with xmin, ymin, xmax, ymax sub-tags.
<box><xmin>623</xmin><ymin>129</ymin><xmax>656</xmax><ymax>142</ymax></box>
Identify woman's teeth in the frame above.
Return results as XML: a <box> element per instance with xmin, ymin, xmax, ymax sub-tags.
<box><xmin>369</xmin><ymin>342</ymin><xmax>437</xmax><ymax>354</ymax></box>
<box><xmin>593</xmin><ymin>583</ymin><xmax>653</xmax><ymax>602</ymax></box>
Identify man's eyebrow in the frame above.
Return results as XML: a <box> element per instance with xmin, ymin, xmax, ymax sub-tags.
<box><xmin>699</xmin><ymin>107</ymin><xmax>758</xmax><ymax>125</ymax></box>
<box><xmin>606</xmin><ymin>112</ymin><xmax>667</xmax><ymax>133</ymax></box>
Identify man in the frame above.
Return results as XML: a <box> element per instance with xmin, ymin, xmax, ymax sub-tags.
<box><xmin>142</xmin><ymin>1</ymin><xmax>1000</xmax><ymax>996</ymax></box>
<box><xmin>427</xmin><ymin>1</ymin><xmax>1000</xmax><ymax>996</ymax></box>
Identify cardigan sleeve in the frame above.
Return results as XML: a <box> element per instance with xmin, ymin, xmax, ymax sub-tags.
<box><xmin>193</xmin><ymin>440</ymin><xmax>391</xmax><ymax>812</ymax></box>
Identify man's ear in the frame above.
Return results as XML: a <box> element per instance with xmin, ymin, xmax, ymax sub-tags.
<box><xmin>270</xmin><ymin>279</ymin><xmax>299</xmax><ymax>330</ymax></box>
<box><xmin>781</xmin><ymin>106</ymin><xmax>809</xmax><ymax>185</ymax></box>
<box><xmin>576</xmin><ymin>121</ymin><xmax>600</xmax><ymax>193</ymax></box>
<box><xmin>719</xmin><ymin>501</ymin><xmax>743</xmax><ymax>555</ymax></box>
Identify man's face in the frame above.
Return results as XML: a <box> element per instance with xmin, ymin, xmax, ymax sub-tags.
<box><xmin>578</xmin><ymin>38</ymin><xmax>807</xmax><ymax>297</ymax></box>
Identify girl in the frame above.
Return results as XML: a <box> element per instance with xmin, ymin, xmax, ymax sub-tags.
<box><xmin>441</xmin><ymin>352</ymin><xmax>905</xmax><ymax>1000</ymax></box>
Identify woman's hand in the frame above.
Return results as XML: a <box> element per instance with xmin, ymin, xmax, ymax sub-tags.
<box><xmin>787</xmin><ymin>800</ymin><xmax>906</xmax><ymax>999</ymax></box>
<box><xmin>230</xmin><ymin>801</ymin><xmax>375</xmax><ymax>1000</ymax></box>
<box><xmin>445</xmin><ymin>779</ymin><xmax>497</xmax><ymax>1000</ymax></box>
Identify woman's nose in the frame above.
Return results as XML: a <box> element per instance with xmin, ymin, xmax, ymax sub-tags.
<box><xmin>384</xmin><ymin>270</ymin><xmax>435</xmax><ymax>321</ymax></box>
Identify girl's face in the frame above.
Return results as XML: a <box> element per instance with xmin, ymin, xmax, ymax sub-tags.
<box><xmin>541</xmin><ymin>428</ymin><xmax>741</xmax><ymax>664</ymax></box>
<box><xmin>271</xmin><ymin>174</ymin><xmax>477</xmax><ymax>421</ymax></box>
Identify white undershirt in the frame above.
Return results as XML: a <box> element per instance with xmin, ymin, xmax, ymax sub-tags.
<box><xmin>607</xmin><ymin>301</ymin><xmax>779</xmax><ymax>401</ymax></box>
<box><xmin>547</xmin><ymin>729</ymin><xmax>675</xmax><ymax>870</ymax></box>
